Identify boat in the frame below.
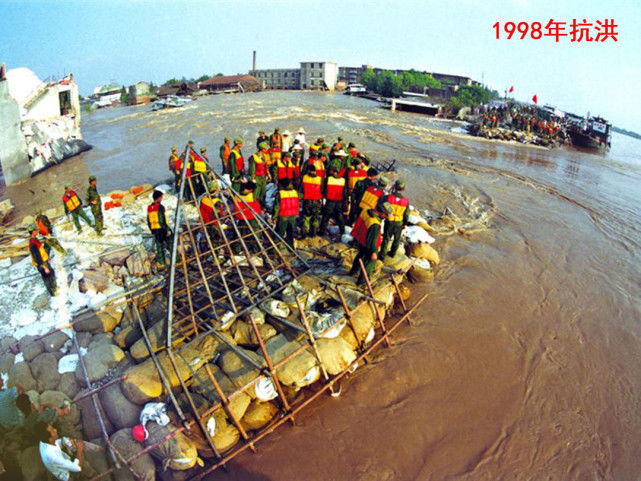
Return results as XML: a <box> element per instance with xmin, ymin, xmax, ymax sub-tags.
<box><xmin>151</xmin><ymin>95</ymin><xmax>193</xmax><ymax>111</ymax></box>
<box><xmin>344</xmin><ymin>83</ymin><xmax>367</xmax><ymax>95</ymax></box>
<box><xmin>567</xmin><ymin>116</ymin><xmax>611</xmax><ymax>150</ymax></box>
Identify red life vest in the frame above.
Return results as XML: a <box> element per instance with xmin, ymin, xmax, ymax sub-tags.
<box><xmin>307</xmin><ymin>158</ymin><xmax>325</xmax><ymax>179</ymax></box>
<box><xmin>147</xmin><ymin>202</ymin><xmax>166</xmax><ymax>230</ymax></box>
<box><xmin>359</xmin><ymin>185</ymin><xmax>384</xmax><ymax>211</ymax></box>
<box><xmin>36</xmin><ymin>218</ymin><xmax>50</xmax><ymax>236</ymax></box>
<box><xmin>387</xmin><ymin>194</ymin><xmax>408</xmax><ymax>222</ymax></box>
<box><xmin>29</xmin><ymin>238</ymin><xmax>49</xmax><ymax>267</ymax></box>
<box><xmin>178</xmin><ymin>152</ymin><xmax>192</xmax><ymax>176</ymax></box>
<box><xmin>352</xmin><ymin>210</ymin><xmax>382</xmax><ymax>248</ymax></box>
<box><xmin>302</xmin><ymin>175</ymin><xmax>322</xmax><ymax>200</ymax></box>
<box><xmin>231</xmin><ymin>149</ymin><xmax>244</xmax><ymax>173</ymax></box>
<box><xmin>62</xmin><ymin>191</ymin><xmax>81</xmax><ymax>212</ymax></box>
<box><xmin>252</xmin><ymin>153</ymin><xmax>267</xmax><ymax>177</ymax></box>
<box><xmin>169</xmin><ymin>153</ymin><xmax>179</xmax><ymax>172</ymax></box>
<box><xmin>349</xmin><ymin>148</ymin><xmax>358</xmax><ymax>158</ymax></box>
<box><xmin>234</xmin><ymin>192</ymin><xmax>261</xmax><ymax>221</ymax></box>
<box><xmin>279</xmin><ymin>189</ymin><xmax>299</xmax><ymax>217</ymax></box>
<box><xmin>277</xmin><ymin>158</ymin><xmax>294</xmax><ymax>180</ymax></box>
<box><xmin>347</xmin><ymin>169</ymin><xmax>367</xmax><ymax>191</ymax></box>
<box><xmin>200</xmin><ymin>196</ymin><xmax>223</xmax><ymax>225</ymax></box>
<box><xmin>325</xmin><ymin>176</ymin><xmax>346</xmax><ymax>202</ymax></box>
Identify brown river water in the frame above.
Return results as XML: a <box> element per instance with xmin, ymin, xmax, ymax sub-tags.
<box><xmin>3</xmin><ymin>91</ymin><xmax>641</xmax><ymax>480</ymax></box>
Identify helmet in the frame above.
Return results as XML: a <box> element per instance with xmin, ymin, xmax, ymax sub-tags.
<box><xmin>259</xmin><ymin>142</ymin><xmax>269</xmax><ymax>150</ymax></box>
<box><xmin>378</xmin><ymin>177</ymin><xmax>389</xmax><ymax>187</ymax></box>
<box><xmin>200</xmin><ymin>147</ymin><xmax>206</xmax><ymax>153</ymax></box>
<box><xmin>394</xmin><ymin>180</ymin><xmax>406</xmax><ymax>191</ymax></box>
<box><xmin>224</xmin><ymin>137</ymin><xmax>230</xmax><ymax>142</ymax></box>
<box><xmin>88</xmin><ymin>175</ymin><xmax>96</xmax><ymax>182</ymax></box>
<box><xmin>132</xmin><ymin>424</ymin><xmax>148</xmax><ymax>443</ymax></box>
<box><xmin>28</xmin><ymin>223</ymin><xmax>38</xmax><ymax>233</ymax></box>
<box><xmin>234</xmin><ymin>138</ymin><xmax>243</xmax><ymax>145</ymax></box>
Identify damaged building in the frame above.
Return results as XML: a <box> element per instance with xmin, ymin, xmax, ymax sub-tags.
<box><xmin>0</xmin><ymin>63</ymin><xmax>91</xmax><ymax>185</ymax></box>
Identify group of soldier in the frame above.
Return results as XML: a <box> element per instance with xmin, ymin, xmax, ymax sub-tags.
<box><xmin>481</xmin><ymin>104</ymin><xmax>563</xmax><ymax>141</ymax></box>
<box><xmin>164</xmin><ymin>128</ymin><xmax>411</xmax><ymax>285</ymax></box>
<box><xmin>28</xmin><ymin>176</ymin><xmax>105</xmax><ymax>296</ymax></box>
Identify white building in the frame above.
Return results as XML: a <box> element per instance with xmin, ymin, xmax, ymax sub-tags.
<box><xmin>299</xmin><ymin>62</ymin><xmax>338</xmax><ymax>91</ymax></box>
<box><xmin>251</xmin><ymin>69</ymin><xmax>300</xmax><ymax>90</ymax></box>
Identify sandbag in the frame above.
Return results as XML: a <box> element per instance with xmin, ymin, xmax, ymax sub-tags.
<box><xmin>209</xmin><ymin>410</ymin><xmax>240</xmax><ymax>453</ymax></box>
<box><xmin>191</xmin><ymin>364</ymin><xmax>251</xmax><ymax>420</ymax></box>
<box><xmin>146</xmin><ymin>422</ymin><xmax>202</xmax><ymax>471</ymax></box>
<box><xmin>375</xmin><ymin>283</ymin><xmax>396</xmax><ymax>310</ymax></box>
<box><xmin>243</xmin><ymin>307</ymin><xmax>265</xmax><ymax>326</ymax></box>
<box><xmin>349</xmin><ymin>303</ymin><xmax>378</xmax><ymax>342</ymax></box>
<box><xmin>218</xmin><ymin>348</ymin><xmax>263</xmax><ymax>398</ymax></box>
<box><xmin>99</xmin><ymin>383</ymin><xmax>141</xmax><ymax>429</ymax></box>
<box><xmin>240</xmin><ymin>400</ymin><xmax>278</xmax><ymax>431</ymax></box>
<box><xmin>230</xmin><ymin>320</ymin><xmax>276</xmax><ymax>347</ymax></box>
<box><xmin>407</xmin><ymin>242</ymin><xmax>440</xmax><ymax>264</ymax></box>
<box><xmin>75</xmin><ymin>389</ymin><xmax>115</xmax><ymax>439</ymax></box>
<box><xmin>316</xmin><ymin>337</ymin><xmax>357</xmax><ymax>375</ymax></box>
<box><xmin>261</xmin><ymin>299</ymin><xmax>290</xmax><ymax>318</ymax></box>
<box><xmin>129</xmin><ymin>320</ymin><xmax>178</xmax><ymax>362</ymax></box>
<box><xmin>110</xmin><ymin>428</ymin><xmax>155</xmax><ymax>481</ymax></box>
<box><xmin>409</xmin><ymin>260</ymin><xmax>434</xmax><ymax>282</ymax></box>
<box><xmin>338</xmin><ymin>325</ymin><xmax>360</xmax><ymax>350</ymax></box>
<box><xmin>265</xmin><ymin>334</ymin><xmax>319</xmax><ymax>388</ymax></box>
<box><xmin>122</xmin><ymin>336</ymin><xmax>218</xmax><ymax>405</ymax></box>
<box><xmin>398</xmin><ymin>283</ymin><xmax>411</xmax><ymax>301</ymax></box>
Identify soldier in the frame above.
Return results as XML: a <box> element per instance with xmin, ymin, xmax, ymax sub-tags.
<box><xmin>233</xmin><ymin>181</ymin><xmax>261</xmax><ymax>253</ymax></box>
<box><xmin>274</xmin><ymin>178</ymin><xmax>299</xmax><ymax>246</ymax></box>
<box><xmin>357</xmin><ymin>176</ymin><xmax>388</xmax><ymax>222</ymax></box>
<box><xmin>147</xmin><ymin>190</ymin><xmax>172</xmax><ymax>268</ymax></box>
<box><xmin>86</xmin><ymin>176</ymin><xmax>103</xmax><ymax>235</ymax></box>
<box><xmin>249</xmin><ymin>142</ymin><xmax>270</xmax><ymax>206</ymax></box>
<box><xmin>35</xmin><ymin>210</ymin><xmax>65</xmax><ymax>255</ymax></box>
<box><xmin>219</xmin><ymin>137</ymin><xmax>231</xmax><ymax>175</ymax></box>
<box><xmin>229</xmin><ymin>138</ymin><xmax>245</xmax><ymax>192</ymax></box>
<box><xmin>270</xmin><ymin>128</ymin><xmax>283</xmax><ymax>165</ymax></box>
<box><xmin>302</xmin><ymin>149</ymin><xmax>325</xmax><ymax>179</ymax></box>
<box><xmin>379</xmin><ymin>180</ymin><xmax>409</xmax><ymax>261</ymax></box>
<box><xmin>29</xmin><ymin>224</ymin><xmax>57</xmax><ymax>295</ymax></box>
<box><xmin>300</xmin><ymin>165</ymin><xmax>323</xmax><ymax>238</ymax></box>
<box><xmin>309</xmin><ymin>137</ymin><xmax>323</xmax><ymax>154</ymax></box>
<box><xmin>168</xmin><ymin>146</ymin><xmax>180</xmax><ymax>187</ymax></box>
<box><xmin>349</xmin><ymin>203</ymin><xmax>392</xmax><ymax>285</ymax></box>
<box><xmin>273</xmin><ymin>151</ymin><xmax>295</xmax><ymax>184</ymax></box>
<box><xmin>256</xmin><ymin>130</ymin><xmax>269</xmax><ymax>150</ymax></box>
<box><xmin>320</xmin><ymin>166</ymin><xmax>347</xmax><ymax>235</ymax></box>
<box><xmin>350</xmin><ymin>167</ymin><xmax>378</xmax><ymax>224</ymax></box>
<box><xmin>62</xmin><ymin>186</ymin><xmax>95</xmax><ymax>234</ymax></box>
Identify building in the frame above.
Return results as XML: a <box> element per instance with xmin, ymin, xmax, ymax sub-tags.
<box><xmin>299</xmin><ymin>62</ymin><xmax>338</xmax><ymax>91</ymax></box>
<box><xmin>198</xmin><ymin>74</ymin><xmax>260</xmax><ymax>93</ymax></box>
<box><xmin>251</xmin><ymin>69</ymin><xmax>300</xmax><ymax>90</ymax></box>
<box><xmin>157</xmin><ymin>82</ymin><xmax>198</xmax><ymax>98</ymax></box>
<box><xmin>92</xmin><ymin>83</ymin><xmax>121</xmax><ymax>107</ymax></box>
<box><xmin>127</xmin><ymin>81</ymin><xmax>153</xmax><ymax>105</ymax></box>
<box><xmin>430</xmin><ymin>72</ymin><xmax>478</xmax><ymax>87</ymax></box>
<box><xmin>1</xmin><ymin>65</ymin><xmax>89</xmax><ymax>184</ymax></box>
<box><xmin>338</xmin><ymin>66</ymin><xmax>363</xmax><ymax>84</ymax></box>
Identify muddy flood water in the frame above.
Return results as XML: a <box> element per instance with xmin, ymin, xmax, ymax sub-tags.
<box><xmin>3</xmin><ymin>91</ymin><xmax>641</xmax><ymax>480</ymax></box>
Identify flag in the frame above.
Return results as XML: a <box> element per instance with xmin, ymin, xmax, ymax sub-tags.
<box><xmin>532</xmin><ymin>94</ymin><xmax>538</xmax><ymax>104</ymax></box>
<box><xmin>508</xmin><ymin>85</ymin><xmax>514</xmax><ymax>93</ymax></box>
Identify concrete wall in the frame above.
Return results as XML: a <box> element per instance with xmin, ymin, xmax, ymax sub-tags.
<box><xmin>0</xmin><ymin>80</ymin><xmax>31</xmax><ymax>185</ymax></box>
<box><xmin>323</xmin><ymin>62</ymin><xmax>338</xmax><ymax>91</ymax></box>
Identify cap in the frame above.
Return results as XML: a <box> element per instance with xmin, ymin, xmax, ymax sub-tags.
<box><xmin>292</xmin><ymin>150</ymin><xmax>302</xmax><ymax>157</ymax></box>
<box><xmin>234</xmin><ymin>138</ymin><xmax>243</xmax><ymax>145</ymax></box>
<box><xmin>171</xmin><ymin>146</ymin><xmax>178</xmax><ymax>151</ymax></box>
<box><xmin>259</xmin><ymin>142</ymin><xmax>269</xmax><ymax>150</ymax></box>
<box><xmin>283</xmin><ymin>130</ymin><xmax>291</xmax><ymax>136</ymax></box>
<box><xmin>336</xmin><ymin>149</ymin><xmax>347</xmax><ymax>157</ymax></box>
<box><xmin>28</xmin><ymin>223</ymin><xmax>38</xmax><ymax>233</ymax></box>
<box><xmin>88</xmin><ymin>175</ymin><xmax>96</xmax><ymax>182</ymax></box>
<box><xmin>282</xmin><ymin>151</ymin><xmax>291</xmax><ymax>158</ymax></box>
<box><xmin>200</xmin><ymin>147</ymin><xmax>206</xmax><ymax>153</ymax></box>
<box><xmin>379</xmin><ymin>177</ymin><xmax>389</xmax><ymax>187</ymax></box>
<box><xmin>367</xmin><ymin>167</ymin><xmax>379</xmax><ymax>177</ymax></box>
<box><xmin>317</xmin><ymin>138</ymin><xmax>324</xmax><ymax>143</ymax></box>
<box><xmin>188</xmin><ymin>140</ymin><xmax>194</xmax><ymax>145</ymax></box>
<box><xmin>298</xmin><ymin>127</ymin><xmax>306</xmax><ymax>133</ymax></box>
<box><xmin>348</xmin><ymin>142</ymin><xmax>355</xmax><ymax>148</ymax></box>
<box><xmin>224</xmin><ymin>137</ymin><xmax>230</xmax><ymax>142</ymax></box>
<box><xmin>275</xmin><ymin>128</ymin><xmax>280</xmax><ymax>132</ymax></box>
<box><xmin>258</xmin><ymin>130</ymin><xmax>265</xmax><ymax>135</ymax></box>
<box><xmin>394</xmin><ymin>180</ymin><xmax>406</xmax><ymax>190</ymax></box>
<box><xmin>322</xmin><ymin>144</ymin><xmax>330</xmax><ymax>149</ymax></box>
<box><xmin>132</xmin><ymin>424</ymin><xmax>148</xmax><ymax>443</ymax></box>
<box><xmin>337</xmin><ymin>136</ymin><xmax>343</xmax><ymax>142</ymax></box>
<box><xmin>64</xmin><ymin>185</ymin><xmax>71</xmax><ymax>190</ymax></box>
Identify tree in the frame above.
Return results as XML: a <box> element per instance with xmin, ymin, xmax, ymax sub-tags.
<box><xmin>196</xmin><ymin>74</ymin><xmax>210</xmax><ymax>82</ymax></box>
<box><xmin>163</xmin><ymin>78</ymin><xmax>179</xmax><ymax>86</ymax></box>
<box><xmin>360</xmin><ymin>67</ymin><xmax>375</xmax><ymax>90</ymax></box>
<box><xmin>215</xmin><ymin>72</ymin><xmax>224</xmax><ymax>77</ymax></box>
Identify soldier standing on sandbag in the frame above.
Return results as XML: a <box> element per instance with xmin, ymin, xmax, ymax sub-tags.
<box><xmin>379</xmin><ymin>180</ymin><xmax>409</xmax><ymax>261</ymax></box>
<box><xmin>273</xmin><ymin>178</ymin><xmax>299</xmax><ymax>246</ymax></box>
<box><xmin>250</xmin><ymin>142</ymin><xmax>271</xmax><ymax>207</ymax></box>
<box><xmin>86</xmin><ymin>176</ymin><xmax>103</xmax><ymax>235</ymax></box>
<box><xmin>300</xmin><ymin>165</ymin><xmax>323</xmax><ymax>238</ymax></box>
<box><xmin>35</xmin><ymin>210</ymin><xmax>66</xmax><ymax>256</ymax></box>
<box><xmin>349</xmin><ymin>203</ymin><xmax>392</xmax><ymax>286</ymax></box>
<box><xmin>229</xmin><ymin>138</ymin><xmax>245</xmax><ymax>192</ymax></box>
<box><xmin>350</xmin><ymin>167</ymin><xmax>378</xmax><ymax>224</ymax></box>
<box><xmin>147</xmin><ymin>190</ymin><xmax>172</xmax><ymax>268</ymax></box>
<box><xmin>319</xmin><ymin>166</ymin><xmax>347</xmax><ymax>236</ymax></box>
<box><xmin>62</xmin><ymin>186</ymin><xmax>96</xmax><ymax>234</ymax></box>
<box><xmin>29</xmin><ymin>224</ymin><xmax>57</xmax><ymax>295</ymax></box>
<box><xmin>219</xmin><ymin>137</ymin><xmax>231</xmax><ymax>175</ymax></box>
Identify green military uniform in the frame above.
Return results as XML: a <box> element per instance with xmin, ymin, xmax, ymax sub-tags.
<box><xmin>379</xmin><ymin>183</ymin><xmax>410</xmax><ymax>260</ymax></box>
<box><xmin>301</xmin><ymin>172</ymin><xmax>323</xmax><ymax>237</ymax></box>
<box><xmin>147</xmin><ymin>199</ymin><xmax>172</xmax><ymax>265</ymax></box>
<box><xmin>219</xmin><ymin>138</ymin><xmax>231</xmax><ymax>175</ymax></box>
<box><xmin>229</xmin><ymin>140</ymin><xmax>245</xmax><ymax>192</ymax></box>
<box><xmin>86</xmin><ymin>176</ymin><xmax>103</xmax><ymax>235</ymax></box>
<box><xmin>350</xmin><ymin>176</ymin><xmax>375</xmax><ymax>224</ymax></box>
<box><xmin>35</xmin><ymin>212</ymin><xmax>66</xmax><ymax>256</ymax></box>
<box><xmin>273</xmin><ymin>185</ymin><xmax>299</xmax><ymax>246</ymax></box>
<box><xmin>62</xmin><ymin>187</ymin><xmax>95</xmax><ymax>233</ymax></box>
<box><xmin>29</xmin><ymin>227</ymin><xmax>57</xmax><ymax>295</ymax></box>
<box><xmin>250</xmin><ymin>143</ymin><xmax>270</xmax><ymax>206</ymax></box>
<box><xmin>349</xmin><ymin>207</ymin><xmax>390</xmax><ymax>286</ymax></box>
<box><xmin>319</xmin><ymin>171</ymin><xmax>348</xmax><ymax>235</ymax></box>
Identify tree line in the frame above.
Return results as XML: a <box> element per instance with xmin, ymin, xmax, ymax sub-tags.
<box><xmin>360</xmin><ymin>68</ymin><xmax>442</xmax><ymax>98</ymax></box>
<box><xmin>162</xmin><ymin>73</ymin><xmax>224</xmax><ymax>86</ymax></box>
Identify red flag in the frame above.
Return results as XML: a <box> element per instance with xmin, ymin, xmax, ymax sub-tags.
<box><xmin>532</xmin><ymin>94</ymin><xmax>538</xmax><ymax>104</ymax></box>
<box><xmin>508</xmin><ymin>85</ymin><xmax>514</xmax><ymax>93</ymax></box>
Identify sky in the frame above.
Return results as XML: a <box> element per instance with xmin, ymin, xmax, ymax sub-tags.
<box><xmin>1</xmin><ymin>0</ymin><xmax>640</xmax><ymax>131</ymax></box>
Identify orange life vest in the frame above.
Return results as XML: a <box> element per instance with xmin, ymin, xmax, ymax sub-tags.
<box><xmin>387</xmin><ymin>194</ymin><xmax>408</xmax><ymax>222</ymax></box>
<box><xmin>302</xmin><ymin>175</ymin><xmax>322</xmax><ymax>201</ymax></box>
<box><xmin>234</xmin><ymin>192</ymin><xmax>261</xmax><ymax>221</ymax></box>
<box><xmin>359</xmin><ymin>185</ymin><xmax>384</xmax><ymax>211</ymax></box>
<box><xmin>347</xmin><ymin>169</ymin><xmax>367</xmax><ymax>191</ymax></box>
<box><xmin>307</xmin><ymin>158</ymin><xmax>325</xmax><ymax>179</ymax></box>
<box><xmin>351</xmin><ymin>210</ymin><xmax>381</xmax><ymax>248</ymax></box>
<box><xmin>325</xmin><ymin>176</ymin><xmax>346</xmax><ymax>202</ymax></box>
<box><xmin>279</xmin><ymin>189</ymin><xmax>299</xmax><ymax>217</ymax></box>
<box><xmin>36</xmin><ymin>218</ymin><xmax>50</xmax><ymax>236</ymax></box>
<box><xmin>29</xmin><ymin>238</ymin><xmax>48</xmax><ymax>267</ymax></box>
<box><xmin>147</xmin><ymin>202</ymin><xmax>166</xmax><ymax>230</ymax></box>
<box><xmin>62</xmin><ymin>191</ymin><xmax>81</xmax><ymax>212</ymax></box>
